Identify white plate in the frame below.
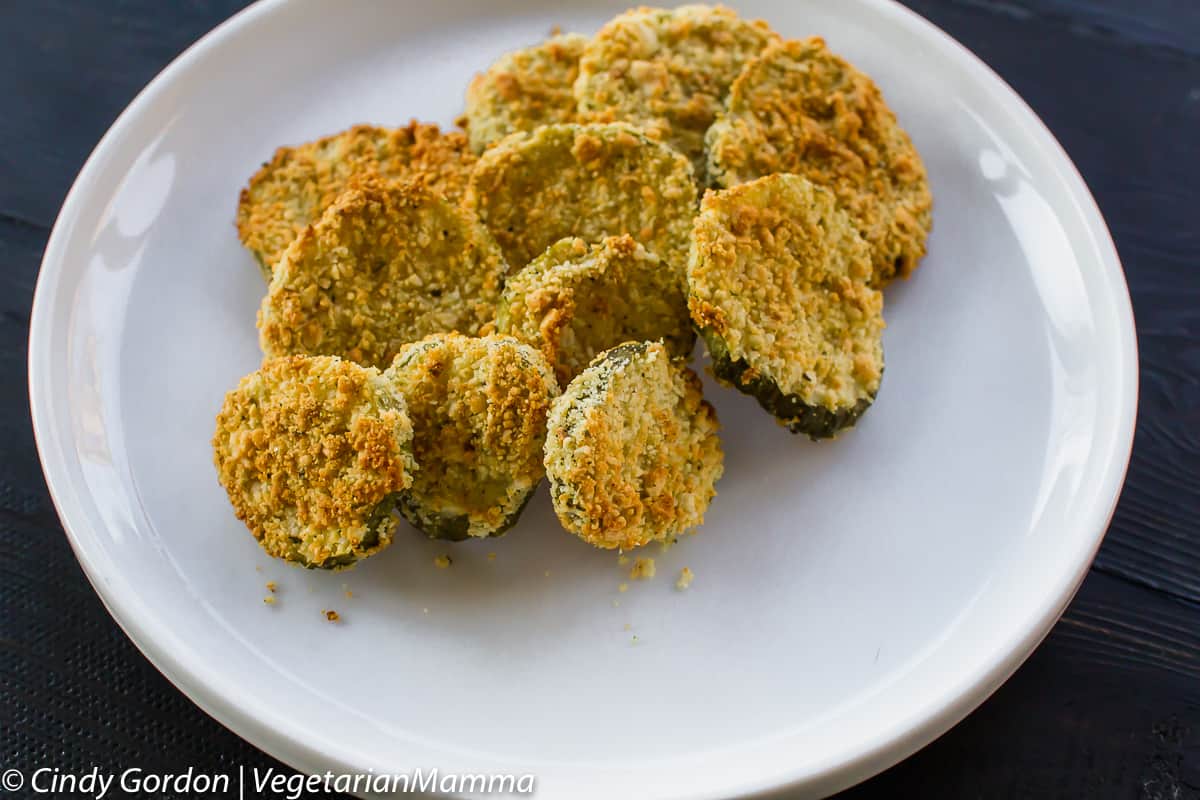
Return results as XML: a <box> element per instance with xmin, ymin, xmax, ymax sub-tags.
<box><xmin>29</xmin><ymin>1</ymin><xmax>1137</xmax><ymax>797</ymax></box>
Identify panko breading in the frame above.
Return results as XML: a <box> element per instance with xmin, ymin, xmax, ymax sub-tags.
<box><xmin>544</xmin><ymin>342</ymin><xmax>723</xmax><ymax>550</ymax></box>
<box><xmin>465</xmin><ymin>33</ymin><xmax>587</xmax><ymax>153</ymax></box>
<box><xmin>258</xmin><ymin>176</ymin><xmax>507</xmax><ymax>370</ymax></box>
<box><xmin>212</xmin><ymin>355</ymin><xmax>416</xmax><ymax>569</ymax></box>
<box><xmin>237</xmin><ymin>122</ymin><xmax>477</xmax><ymax>278</ymax></box>
<box><xmin>386</xmin><ymin>333</ymin><xmax>559</xmax><ymax>540</ymax></box>
<box><xmin>705</xmin><ymin>38</ymin><xmax>932</xmax><ymax>285</ymax></box>
<box><xmin>688</xmin><ymin>173</ymin><xmax>885</xmax><ymax>439</ymax></box>
<box><xmin>574</xmin><ymin>5</ymin><xmax>777</xmax><ymax>178</ymax></box>
<box><xmin>496</xmin><ymin>235</ymin><xmax>694</xmax><ymax>386</ymax></box>
<box><xmin>464</xmin><ymin>123</ymin><xmax>695</xmax><ymax>276</ymax></box>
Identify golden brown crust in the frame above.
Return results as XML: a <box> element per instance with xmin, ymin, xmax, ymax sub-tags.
<box><xmin>212</xmin><ymin>355</ymin><xmax>415</xmax><ymax>568</ymax></box>
<box><xmin>464</xmin><ymin>122</ymin><xmax>696</xmax><ymax>276</ymax></box>
<box><xmin>688</xmin><ymin>174</ymin><xmax>884</xmax><ymax>417</ymax></box>
<box><xmin>574</xmin><ymin>5</ymin><xmax>778</xmax><ymax>177</ymax></box>
<box><xmin>544</xmin><ymin>342</ymin><xmax>723</xmax><ymax>550</ymax></box>
<box><xmin>465</xmin><ymin>33</ymin><xmax>587</xmax><ymax>153</ymax></box>
<box><xmin>496</xmin><ymin>235</ymin><xmax>694</xmax><ymax>386</ymax></box>
<box><xmin>386</xmin><ymin>334</ymin><xmax>559</xmax><ymax>539</ymax></box>
<box><xmin>258</xmin><ymin>176</ymin><xmax>507</xmax><ymax>370</ymax></box>
<box><xmin>706</xmin><ymin>37</ymin><xmax>932</xmax><ymax>284</ymax></box>
<box><xmin>236</xmin><ymin>122</ymin><xmax>477</xmax><ymax>277</ymax></box>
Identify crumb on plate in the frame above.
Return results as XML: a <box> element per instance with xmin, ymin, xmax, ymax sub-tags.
<box><xmin>676</xmin><ymin>566</ymin><xmax>694</xmax><ymax>590</ymax></box>
<box><xmin>630</xmin><ymin>557</ymin><xmax>656</xmax><ymax>580</ymax></box>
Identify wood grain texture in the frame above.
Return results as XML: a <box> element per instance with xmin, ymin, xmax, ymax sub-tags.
<box><xmin>0</xmin><ymin>2</ymin><xmax>1196</xmax><ymax>799</ymax></box>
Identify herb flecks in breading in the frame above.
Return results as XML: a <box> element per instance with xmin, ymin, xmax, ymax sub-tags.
<box><xmin>238</xmin><ymin>122</ymin><xmax>476</xmax><ymax>277</ymax></box>
<box><xmin>387</xmin><ymin>333</ymin><xmax>559</xmax><ymax>540</ymax></box>
<box><xmin>575</xmin><ymin>5</ymin><xmax>778</xmax><ymax>177</ymax></box>
<box><xmin>466</xmin><ymin>34</ymin><xmax>587</xmax><ymax>153</ymax></box>
<box><xmin>706</xmin><ymin>37</ymin><xmax>932</xmax><ymax>284</ymax></box>
<box><xmin>464</xmin><ymin>123</ymin><xmax>695</xmax><ymax>277</ymax></box>
<box><xmin>545</xmin><ymin>342</ymin><xmax>723</xmax><ymax>550</ymax></box>
<box><xmin>259</xmin><ymin>176</ymin><xmax>506</xmax><ymax>370</ymax></box>
<box><xmin>687</xmin><ymin>173</ymin><xmax>885</xmax><ymax>438</ymax></box>
<box><xmin>497</xmin><ymin>235</ymin><xmax>694</xmax><ymax>386</ymax></box>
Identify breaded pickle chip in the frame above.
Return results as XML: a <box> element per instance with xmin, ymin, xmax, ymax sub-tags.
<box><xmin>386</xmin><ymin>333</ymin><xmax>559</xmax><ymax>540</ymax></box>
<box><xmin>237</xmin><ymin>122</ymin><xmax>477</xmax><ymax>278</ymax></box>
<box><xmin>258</xmin><ymin>177</ymin><xmax>506</xmax><ymax>370</ymax></box>
<box><xmin>706</xmin><ymin>38</ymin><xmax>932</xmax><ymax>285</ymax></box>
<box><xmin>496</xmin><ymin>235</ymin><xmax>694</xmax><ymax>386</ymax></box>
<box><xmin>212</xmin><ymin>355</ymin><xmax>416</xmax><ymax>569</ymax></box>
<box><xmin>574</xmin><ymin>5</ymin><xmax>777</xmax><ymax>177</ymax></box>
<box><xmin>465</xmin><ymin>33</ymin><xmax>587</xmax><ymax>153</ymax></box>
<box><xmin>544</xmin><ymin>342</ymin><xmax>723</xmax><ymax>550</ymax></box>
<box><xmin>464</xmin><ymin>123</ymin><xmax>695</xmax><ymax>276</ymax></box>
<box><xmin>688</xmin><ymin>174</ymin><xmax>885</xmax><ymax>439</ymax></box>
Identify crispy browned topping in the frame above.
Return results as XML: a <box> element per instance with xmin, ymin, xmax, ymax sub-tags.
<box><xmin>574</xmin><ymin>5</ymin><xmax>777</xmax><ymax>177</ymax></box>
<box><xmin>237</xmin><ymin>122</ymin><xmax>477</xmax><ymax>277</ymax></box>
<box><xmin>688</xmin><ymin>173</ymin><xmax>884</xmax><ymax>412</ymax></box>
<box><xmin>465</xmin><ymin>33</ymin><xmax>587</xmax><ymax>153</ymax></box>
<box><xmin>387</xmin><ymin>333</ymin><xmax>559</xmax><ymax>539</ymax></box>
<box><xmin>212</xmin><ymin>355</ymin><xmax>415</xmax><ymax>568</ymax></box>
<box><xmin>706</xmin><ymin>38</ymin><xmax>932</xmax><ymax>284</ymax></box>
<box><xmin>496</xmin><ymin>235</ymin><xmax>694</xmax><ymax>386</ymax></box>
<box><xmin>545</xmin><ymin>342</ymin><xmax>723</xmax><ymax>550</ymax></box>
<box><xmin>258</xmin><ymin>176</ymin><xmax>506</xmax><ymax>370</ymax></box>
<box><xmin>464</xmin><ymin>123</ymin><xmax>695</xmax><ymax>276</ymax></box>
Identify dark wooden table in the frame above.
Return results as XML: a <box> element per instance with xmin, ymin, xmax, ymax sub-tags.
<box><xmin>2</xmin><ymin>2</ymin><xmax>1197</xmax><ymax>798</ymax></box>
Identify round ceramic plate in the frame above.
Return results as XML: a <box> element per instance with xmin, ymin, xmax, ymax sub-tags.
<box><xmin>29</xmin><ymin>1</ymin><xmax>1136</xmax><ymax>797</ymax></box>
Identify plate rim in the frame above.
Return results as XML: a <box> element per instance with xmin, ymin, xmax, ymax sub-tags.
<box><xmin>27</xmin><ymin>0</ymin><xmax>1139</xmax><ymax>797</ymax></box>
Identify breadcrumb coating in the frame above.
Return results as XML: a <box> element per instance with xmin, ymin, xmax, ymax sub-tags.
<box><xmin>258</xmin><ymin>176</ymin><xmax>506</xmax><ymax>370</ymax></box>
<box><xmin>464</xmin><ymin>123</ymin><xmax>695</xmax><ymax>276</ymax></box>
<box><xmin>465</xmin><ymin>33</ymin><xmax>587</xmax><ymax>153</ymax></box>
<box><xmin>706</xmin><ymin>38</ymin><xmax>932</xmax><ymax>284</ymax></box>
<box><xmin>212</xmin><ymin>355</ymin><xmax>416</xmax><ymax>569</ymax></box>
<box><xmin>387</xmin><ymin>333</ymin><xmax>559</xmax><ymax>540</ymax></box>
<box><xmin>237</xmin><ymin>122</ymin><xmax>477</xmax><ymax>278</ymax></box>
<box><xmin>496</xmin><ymin>235</ymin><xmax>694</xmax><ymax>386</ymax></box>
<box><xmin>545</xmin><ymin>342</ymin><xmax>723</xmax><ymax>550</ymax></box>
<box><xmin>688</xmin><ymin>173</ymin><xmax>885</xmax><ymax>438</ymax></box>
<box><xmin>574</xmin><ymin>5</ymin><xmax>777</xmax><ymax>178</ymax></box>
